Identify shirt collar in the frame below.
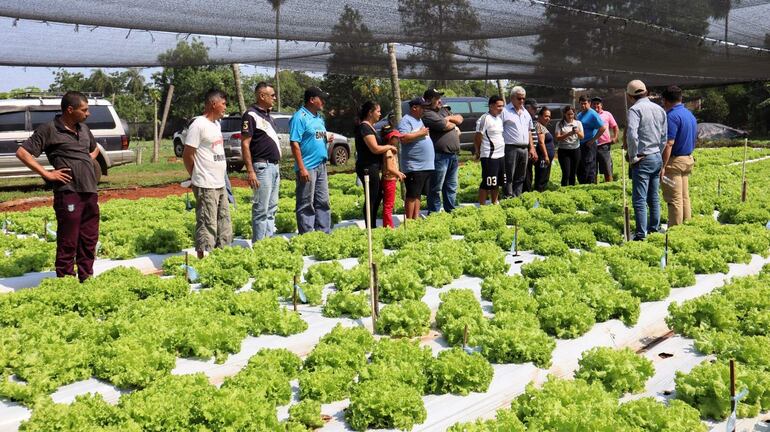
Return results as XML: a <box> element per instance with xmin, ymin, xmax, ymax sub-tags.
<box><xmin>505</xmin><ymin>102</ymin><xmax>525</xmax><ymax>115</ymax></box>
<box><xmin>632</xmin><ymin>97</ymin><xmax>649</xmax><ymax>107</ymax></box>
<box><xmin>53</xmin><ymin>114</ymin><xmax>82</xmax><ymax>134</ymax></box>
<box><xmin>300</xmin><ymin>106</ymin><xmax>320</xmax><ymax>118</ymax></box>
<box><xmin>252</xmin><ymin>104</ymin><xmax>271</xmax><ymax>115</ymax></box>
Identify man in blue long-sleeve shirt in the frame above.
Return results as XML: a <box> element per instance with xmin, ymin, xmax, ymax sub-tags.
<box><xmin>625</xmin><ymin>80</ymin><xmax>667</xmax><ymax>240</ymax></box>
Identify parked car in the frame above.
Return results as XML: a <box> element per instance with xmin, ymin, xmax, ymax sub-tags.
<box><xmin>0</xmin><ymin>96</ymin><xmax>135</xmax><ymax>181</ymax></box>
<box><xmin>374</xmin><ymin>98</ymin><xmax>571</xmax><ymax>152</ymax></box>
<box><xmin>174</xmin><ymin>112</ymin><xmax>351</xmax><ymax>171</ymax></box>
<box><xmin>697</xmin><ymin>122</ymin><xmax>749</xmax><ymax>141</ymax></box>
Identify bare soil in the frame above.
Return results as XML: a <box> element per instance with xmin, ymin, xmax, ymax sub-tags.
<box><xmin>0</xmin><ymin>178</ymin><xmax>250</xmax><ymax>212</ymax></box>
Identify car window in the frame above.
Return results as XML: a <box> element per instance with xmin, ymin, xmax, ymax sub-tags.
<box><xmin>220</xmin><ymin>118</ymin><xmax>241</xmax><ymax>132</ymax></box>
<box><xmin>84</xmin><ymin>106</ymin><xmax>116</xmax><ymax>130</ymax></box>
<box><xmin>470</xmin><ymin>101</ymin><xmax>488</xmax><ymax>113</ymax></box>
<box><xmin>445</xmin><ymin>102</ymin><xmax>471</xmax><ymax>115</ymax></box>
<box><xmin>274</xmin><ymin>117</ymin><xmax>290</xmax><ymax>134</ymax></box>
<box><xmin>0</xmin><ymin>110</ymin><xmax>26</xmax><ymax>132</ymax></box>
<box><xmin>30</xmin><ymin>110</ymin><xmax>59</xmax><ymax>130</ymax></box>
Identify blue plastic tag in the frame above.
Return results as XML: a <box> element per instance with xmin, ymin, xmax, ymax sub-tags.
<box><xmin>295</xmin><ymin>284</ymin><xmax>307</xmax><ymax>303</ymax></box>
<box><xmin>180</xmin><ymin>264</ymin><xmax>199</xmax><ymax>282</ymax></box>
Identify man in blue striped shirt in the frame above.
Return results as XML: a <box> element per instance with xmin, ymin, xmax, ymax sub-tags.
<box><xmin>625</xmin><ymin>79</ymin><xmax>667</xmax><ymax>240</ymax></box>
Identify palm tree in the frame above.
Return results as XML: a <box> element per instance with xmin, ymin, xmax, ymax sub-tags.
<box><xmin>269</xmin><ymin>0</ymin><xmax>285</xmax><ymax>111</ymax></box>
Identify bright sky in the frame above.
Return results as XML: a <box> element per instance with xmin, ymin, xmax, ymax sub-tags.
<box><xmin>0</xmin><ymin>65</ymin><xmax>278</xmax><ymax>93</ymax></box>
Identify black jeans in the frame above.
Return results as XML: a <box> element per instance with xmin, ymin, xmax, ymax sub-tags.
<box><xmin>356</xmin><ymin>163</ymin><xmax>382</xmax><ymax>228</ymax></box>
<box><xmin>504</xmin><ymin>145</ymin><xmax>529</xmax><ymax>197</ymax></box>
<box><xmin>534</xmin><ymin>159</ymin><xmax>552</xmax><ymax>192</ymax></box>
<box><xmin>577</xmin><ymin>141</ymin><xmax>597</xmax><ymax>184</ymax></box>
<box><xmin>558</xmin><ymin>147</ymin><xmax>581</xmax><ymax>186</ymax></box>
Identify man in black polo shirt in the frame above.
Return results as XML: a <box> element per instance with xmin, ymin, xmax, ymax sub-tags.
<box><xmin>16</xmin><ymin>91</ymin><xmax>100</xmax><ymax>282</ymax></box>
<box><xmin>241</xmin><ymin>82</ymin><xmax>282</xmax><ymax>242</ymax></box>
<box><xmin>421</xmin><ymin>88</ymin><xmax>463</xmax><ymax>213</ymax></box>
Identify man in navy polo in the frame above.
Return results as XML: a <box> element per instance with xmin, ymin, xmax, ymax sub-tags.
<box><xmin>576</xmin><ymin>95</ymin><xmax>607</xmax><ymax>184</ymax></box>
<box><xmin>661</xmin><ymin>85</ymin><xmax>697</xmax><ymax>226</ymax></box>
<box><xmin>290</xmin><ymin>86</ymin><xmax>334</xmax><ymax>234</ymax></box>
<box><xmin>242</xmin><ymin>82</ymin><xmax>282</xmax><ymax>241</ymax></box>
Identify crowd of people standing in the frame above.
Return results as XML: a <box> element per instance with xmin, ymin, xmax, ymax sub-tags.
<box><xmin>15</xmin><ymin>79</ymin><xmax>698</xmax><ymax>281</ymax></box>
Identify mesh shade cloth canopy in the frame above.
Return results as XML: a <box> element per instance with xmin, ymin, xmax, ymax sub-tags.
<box><xmin>1</xmin><ymin>0</ymin><xmax>769</xmax><ymax>87</ymax></box>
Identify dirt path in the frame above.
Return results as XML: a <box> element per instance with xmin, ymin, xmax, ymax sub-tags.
<box><xmin>0</xmin><ymin>178</ymin><xmax>250</xmax><ymax>212</ymax></box>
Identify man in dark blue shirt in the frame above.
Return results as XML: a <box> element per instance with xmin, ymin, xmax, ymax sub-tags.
<box><xmin>576</xmin><ymin>95</ymin><xmax>607</xmax><ymax>184</ymax></box>
<box><xmin>661</xmin><ymin>85</ymin><xmax>697</xmax><ymax>226</ymax></box>
<box><xmin>241</xmin><ymin>82</ymin><xmax>282</xmax><ymax>241</ymax></box>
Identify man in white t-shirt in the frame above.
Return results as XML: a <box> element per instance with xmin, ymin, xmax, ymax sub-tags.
<box><xmin>183</xmin><ymin>89</ymin><xmax>233</xmax><ymax>258</ymax></box>
<box><xmin>474</xmin><ymin>95</ymin><xmax>506</xmax><ymax>205</ymax></box>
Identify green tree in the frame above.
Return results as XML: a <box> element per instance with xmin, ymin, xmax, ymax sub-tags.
<box><xmin>49</xmin><ymin>70</ymin><xmax>89</xmax><ymax>93</ymax></box>
<box><xmin>398</xmin><ymin>0</ymin><xmax>487</xmax><ymax>82</ymax></box>
<box><xmin>697</xmin><ymin>89</ymin><xmax>729</xmax><ymax>123</ymax></box>
<box><xmin>0</xmin><ymin>86</ymin><xmax>43</xmax><ymax>99</ymax></box>
<box><xmin>153</xmin><ymin>40</ymin><xmax>236</xmax><ymax>123</ymax></box>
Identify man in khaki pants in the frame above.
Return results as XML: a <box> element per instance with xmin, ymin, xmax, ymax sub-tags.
<box><xmin>661</xmin><ymin>86</ymin><xmax>696</xmax><ymax>226</ymax></box>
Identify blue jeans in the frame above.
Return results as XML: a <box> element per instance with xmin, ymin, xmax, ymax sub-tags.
<box><xmin>631</xmin><ymin>152</ymin><xmax>662</xmax><ymax>239</ymax></box>
<box><xmin>295</xmin><ymin>163</ymin><xmax>331</xmax><ymax>234</ymax></box>
<box><xmin>251</xmin><ymin>161</ymin><xmax>280</xmax><ymax>241</ymax></box>
<box><xmin>428</xmin><ymin>152</ymin><xmax>458</xmax><ymax>213</ymax></box>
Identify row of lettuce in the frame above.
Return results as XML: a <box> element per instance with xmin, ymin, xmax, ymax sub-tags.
<box><xmin>3</xmin><ymin>146</ymin><xmax>770</xmax><ymax>276</ymax></box>
<box><xmin>14</xmin><ymin>263</ymin><xmax>770</xmax><ymax>431</ymax></box>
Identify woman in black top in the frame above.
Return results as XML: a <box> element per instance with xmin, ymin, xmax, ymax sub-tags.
<box><xmin>534</xmin><ymin>107</ymin><xmax>555</xmax><ymax>192</ymax></box>
<box><xmin>355</xmin><ymin>101</ymin><xmax>397</xmax><ymax>227</ymax></box>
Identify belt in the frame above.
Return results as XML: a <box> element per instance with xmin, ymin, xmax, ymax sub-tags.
<box><xmin>254</xmin><ymin>158</ymin><xmax>279</xmax><ymax>164</ymax></box>
<box><xmin>505</xmin><ymin>143</ymin><xmax>529</xmax><ymax>148</ymax></box>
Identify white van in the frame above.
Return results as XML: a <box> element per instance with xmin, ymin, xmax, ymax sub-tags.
<box><xmin>0</xmin><ymin>96</ymin><xmax>135</xmax><ymax>181</ymax></box>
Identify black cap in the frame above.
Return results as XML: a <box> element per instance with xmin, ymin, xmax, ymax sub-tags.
<box><xmin>591</xmin><ymin>96</ymin><xmax>603</xmax><ymax>103</ymax></box>
<box><xmin>304</xmin><ymin>86</ymin><xmax>329</xmax><ymax>101</ymax></box>
<box><xmin>423</xmin><ymin>88</ymin><xmax>444</xmax><ymax>100</ymax></box>
<box><xmin>524</xmin><ymin>98</ymin><xmax>538</xmax><ymax>108</ymax></box>
<box><xmin>408</xmin><ymin>96</ymin><xmax>430</xmax><ymax>107</ymax></box>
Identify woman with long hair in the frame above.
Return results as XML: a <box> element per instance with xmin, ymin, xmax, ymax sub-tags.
<box><xmin>554</xmin><ymin>105</ymin><xmax>584</xmax><ymax>186</ymax></box>
<box><xmin>533</xmin><ymin>107</ymin><xmax>555</xmax><ymax>191</ymax></box>
<box><xmin>354</xmin><ymin>101</ymin><xmax>397</xmax><ymax>227</ymax></box>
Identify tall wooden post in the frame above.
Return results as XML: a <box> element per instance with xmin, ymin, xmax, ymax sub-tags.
<box><xmin>157</xmin><ymin>85</ymin><xmax>174</xmax><ymax>162</ymax></box>
<box><xmin>387</xmin><ymin>43</ymin><xmax>402</xmax><ymax>125</ymax></box>
<box><xmin>231</xmin><ymin>64</ymin><xmax>246</xmax><ymax>114</ymax></box>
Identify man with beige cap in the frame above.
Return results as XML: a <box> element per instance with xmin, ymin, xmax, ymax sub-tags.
<box><xmin>625</xmin><ymin>79</ymin><xmax>667</xmax><ymax>241</ymax></box>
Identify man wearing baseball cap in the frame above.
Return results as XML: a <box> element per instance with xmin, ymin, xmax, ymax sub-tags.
<box><xmin>625</xmin><ymin>79</ymin><xmax>667</xmax><ymax>240</ymax></box>
<box><xmin>397</xmin><ymin>97</ymin><xmax>433</xmax><ymax>219</ymax></box>
<box><xmin>421</xmin><ymin>88</ymin><xmax>463</xmax><ymax>214</ymax></box>
<box><xmin>289</xmin><ymin>86</ymin><xmax>334</xmax><ymax>234</ymax></box>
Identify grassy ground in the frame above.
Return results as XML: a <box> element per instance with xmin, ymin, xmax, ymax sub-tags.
<box><xmin>0</xmin><ymin>139</ymin><xmax>357</xmax><ymax>203</ymax></box>
<box><xmin>1</xmin><ymin>137</ymin><xmax>764</xmax><ymax>203</ymax></box>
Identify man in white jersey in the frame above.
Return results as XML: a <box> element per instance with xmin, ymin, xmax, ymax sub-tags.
<box><xmin>474</xmin><ymin>95</ymin><xmax>506</xmax><ymax>205</ymax></box>
<box><xmin>183</xmin><ymin>89</ymin><xmax>233</xmax><ymax>258</ymax></box>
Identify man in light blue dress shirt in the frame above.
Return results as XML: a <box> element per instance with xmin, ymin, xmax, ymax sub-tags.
<box><xmin>625</xmin><ymin>79</ymin><xmax>667</xmax><ymax>240</ymax></box>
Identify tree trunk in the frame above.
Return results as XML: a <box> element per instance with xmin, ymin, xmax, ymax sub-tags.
<box><xmin>496</xmin><ymin>80</ymin><xmax>504</xmax><ymax>98</ymax></box>
<box><xmin>274</xmin><ymin>3</ymin><xmax>281</xmax><ymax>112</ymax></box>
<box><xmin>387</xmin><ymin>43</ymin><xmax>402</xmax><ymax>125</ymax></box>
<box><xmin>152</xmin><ymin>98</ymin><xmax>159</xmax><ymax>163</ymax></box>
<box><xmin>231</xmin><ymin>64</ymin><xmax>246</xmax><ymax>113</ymax></box>
<box><xmin>157</xmin><ymin>85</ymin><xmax>174</xmax><ymax>163</ymax></box>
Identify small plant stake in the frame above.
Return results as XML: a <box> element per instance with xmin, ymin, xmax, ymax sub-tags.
<box><xmin>371</xmin><ymin>263</ymin><xmax>380</xmax><ymax>319</ymax></box>
<box><xmin>741</xmin><ymin>138</ymin><xmax>748</xmax><ymax>202</ymax></box>
<box><xmin>42</xmin><ymin>217</ymin><xmax>47</xmax><ymax>238</ymax></box>
<box><xmin>462</xmin><ymin>324</ymin><xmax>469</xmax><ymax>350</ymax></box>
<box><xmin>717</xmin><ymin>178</ymin><xmax>721</xmax><ymax>197</ymax></box>
<box><xmin>510</xmin><ymin>224</ymin><xmax>519</xmax><ymax>257</ymax></box>
<box><xmin>622</xmin><ymin>94</ymin><xmax>631</xmax><ymax>242</ymax></box>
<box><xmin>293</xmin><ymin>274</ymin><xmax>298</xmax><ymax>312</ymax></box>
<box><xmin>660</xmin><ymin>232</ymin><xmax>668</xmax><ymax>269</ymax></box>
<box><xmin>727</xmin><ymin>359</ymin><xmax>749</xmax><ymax>432</ymax></box>
<box><xmin>185</xmin><ymin>192</ymin><xmax>193</xmax><ymax>211</ymax></box>
<box><xmin>363</xmin><ymin>169</ymin><xmax>376</xmax><ymax>331</ymax></box>
<box><xmin>185</xmin><ymin>251</ymin><xmax>190</xmax><ymax>283</ymax></box>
